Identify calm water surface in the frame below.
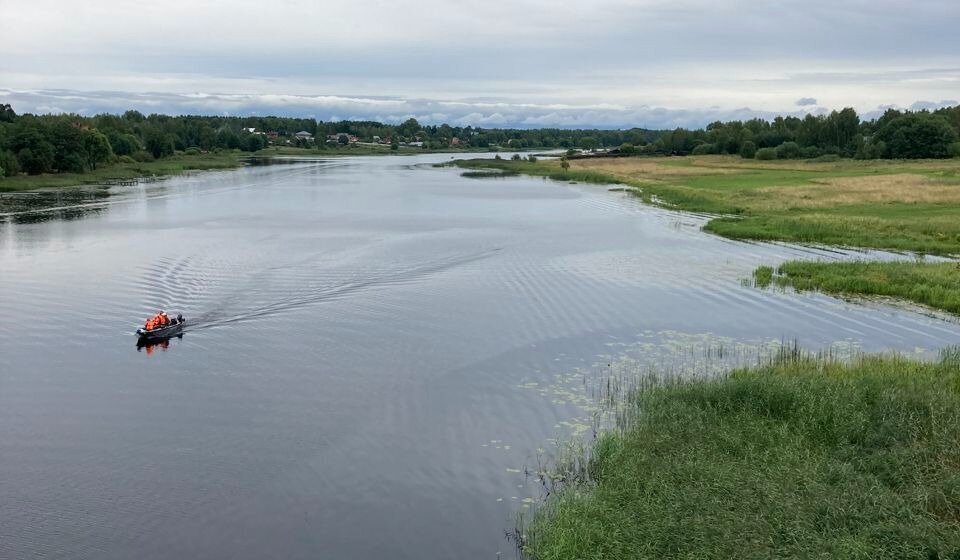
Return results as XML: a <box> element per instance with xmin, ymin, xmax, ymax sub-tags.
<box><xmin>2</xmin><ymin>154</ymin><xmax>959</xmax><ymax>559</ymax></box>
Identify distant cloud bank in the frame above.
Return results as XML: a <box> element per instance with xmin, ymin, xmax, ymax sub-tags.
<box><xmin>795</xmin><ymin>97</ymin><xmax>818</xmax><ymax>106</ymax></box>
<box><xmin>8</xmin><ymin>89</ymin><xmax>953</xmax><ymax>130</ymax></box>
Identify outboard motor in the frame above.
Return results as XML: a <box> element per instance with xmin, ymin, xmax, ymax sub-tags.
<box><xmin>177</xmin><ymin>313</ymin><xmax>183</xmax><ymax>323</ymax></box>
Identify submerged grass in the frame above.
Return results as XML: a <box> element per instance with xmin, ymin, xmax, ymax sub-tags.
<box><xmin>525</xmin><ymin>352</ymin><xmax>960</xmax><ymax>559</ymax></box>
<box><xmin>754</xmin><ymin>260</ymin><xmax>960</xmax><ymax>315</ymax></box>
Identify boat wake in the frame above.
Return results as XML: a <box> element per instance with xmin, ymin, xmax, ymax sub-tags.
<box><xmin>134</xmin><ymin>246</ymin><xmax>500</xmax><ymax>334</ymax></box>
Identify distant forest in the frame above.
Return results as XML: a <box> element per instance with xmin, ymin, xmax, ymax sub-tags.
<box><xmin>0</xmin><ymin>103</ymin><xmax>957</xmax><ymax>178</ymax></box>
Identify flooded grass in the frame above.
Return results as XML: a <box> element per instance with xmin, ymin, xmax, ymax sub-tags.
<box><xmin>522</xmin><ymin>348</ymin><xmax>960</xmax><ymax>559</ymax></box>
<box><xmin>753</xmin><ymin>260</ymin><xmax>960</xmax><ymax>315</ymax></box>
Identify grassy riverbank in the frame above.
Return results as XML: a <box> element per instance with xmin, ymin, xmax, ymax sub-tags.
<box><xmin>451</xmin><ymin>155</ymin><xmax>960</xmax><ymax>255</ymax></box>
<box><xmin>754</xmin><ymin>261</ymin><xmax>960</xmax><ymax>315</ymax></box>
<box><xmin>0</xmin><ymin>145</ymin><xmax>466</xmax><ymax>191</ymax></box>
<box><xmin>0</xmin><ymin>152</ymin><xmax>244</xmax><ymax>192</ymax></box>
<box><xmin>525</xmin><ymin>352</ymin><xmax>960</xmax><ymax>559</ymax></box>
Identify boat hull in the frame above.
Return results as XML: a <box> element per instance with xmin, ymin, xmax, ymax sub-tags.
<box><xmin>136</xmin><ymin>319</ymin><xmax>185</xmax><ymax>342</ymax></box>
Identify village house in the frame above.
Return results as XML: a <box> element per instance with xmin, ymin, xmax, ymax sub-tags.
<box><xmin>294</xmin><ymin>131</ymin><xmax>314</xmax><ymax>141</ymax></box>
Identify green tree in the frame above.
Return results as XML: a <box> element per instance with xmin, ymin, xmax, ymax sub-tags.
<box><xmin>83</xmin><ymin>129</ymin><xmax>114</xmax><ymax>169</ymax></box>
<box><xmin>739</xmin><ymin>140</ymin><xmax>757</xmax><ymax>159</ymax></box>
<box><xmin>244</xmin><ymin>133</ymin><xmax>266</xmax><ymax>152</ymax></box>
<box><xmin>107</xmin><ymin>131</ymin><xmax>141</xmax><ymax>156</ymax></box>
<box><xmin>0</xmin><ymin>104</ymin><xmax>16</xmax><ymax>123</ymax></box>
<box><xmin>13</xmin><ymin>129</ymin><xmax>55</xmax><ymax>174</ymax></box>
<box><xmin>0</xmin><ymin>150</ymin><xmax>20</xmax><ymax>176</ymax></box>
<box><xmin>826</xmin><ymin>107</ymin><xmax>860</xmax><ymax>155</ymax></box>
<box><xmin>397</xmin><ymin>118</ymin><xmax>421</xmax><ymax>139</ymax></box>
<box><xmin>145</xmin><ymin>130</ymin><xmax>176</xmax><ymax>158</ymax></box>
<box><xmin>877</xmin><ymin>113</ymin><xmax>958</xmax><ymax>158</ymax></box>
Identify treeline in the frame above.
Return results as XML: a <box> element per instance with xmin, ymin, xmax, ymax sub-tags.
<box><xmin>654</xmin><ymin>106</ymin><xmax>960</xmax><ymax>160</ymax></box>
<box><xmin>318</xmin><ymin>118</ymin><xmax>661</xmax><ymax>150</ymax></box>
<box><xmin>1</xmin><ymin>102</ymin><xmax>958</xmax><ymax>178</ymax></box>
<box><xmin>0</xmin><ymin>107</ymin><xmax>318</xmax><ymax>176</ymax></box>
<box><xmin>0</xmin><ymin>105</ymin><xmax>663</xmax><ymax>177</ymax></box>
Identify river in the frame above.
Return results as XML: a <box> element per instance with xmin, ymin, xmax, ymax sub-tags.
<box><xmin>2</xmin><ymin>154</ymin><xmax>958</xmax><ymax>559</ymax></box>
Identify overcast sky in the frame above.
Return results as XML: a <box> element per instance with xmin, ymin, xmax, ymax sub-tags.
<box><xmin>1</xmin><ymin>0</ymin><xmax>958</xmax><ymax>128</ymax></box>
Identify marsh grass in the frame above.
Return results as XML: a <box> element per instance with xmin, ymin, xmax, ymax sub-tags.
<box><xmin>753</xmin><ymin>260</ymin><xmax>960</xmax><ymax>315</ymax></box>
<box><xmin>524</xmin><ymin>351</ymin><xmax>960</xmax><ymax>559</ymax></box>
<box><xmin>450</xmin><ymin>155</ymin><xmax>960</xmax><ymax>255</ymax></box>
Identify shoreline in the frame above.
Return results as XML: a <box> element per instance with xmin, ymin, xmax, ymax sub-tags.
<box><xmin>0</xmin><ymin>146</ymin><xmax>503</xmax><ymax>193</ymax></box>
<box><xmin>446</xmin><ymin>155</ymin><xmax>960</xmax><ymax>558</ymax></box>
<box><xmin>0</xmin><ymin>152</ymin><xmax>245</xmax><ymax>193</ymax></box>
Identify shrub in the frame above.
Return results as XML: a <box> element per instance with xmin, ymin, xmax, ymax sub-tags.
<box><xmin>494</xmin><ymin>154</ymin><xmax>502</xmax><ymax>160</ymax></box>
<box><xmin>739</xmin><ymin>140</ymin><xmax>757</xmax><ymax>159</ymax></box>
<box><xmin>949</xmin><ymin>141</ymin><xmax>960</xmax><ymax>158</ymax></box>
<box><xmin>184</xmin><ymin>146</ymin><xmax>201</xmax><ymax>156</ymax></box>
<box><xmin>755</xmin><ymin>147</ymin><xmax>777</xmax><ymax>160</ymax></box>
<box><xmin>800</xmin><ymin>146</ymin><xmax>823</xmax><ymax>159</ymax></box>
<box><xmin>692</xmin><ymin>143</ymin><xmax>717</xmax><ymax>155</ymax></box>
<box><xmin>131</xmin><ymin>150</ymin><xmax>155</xmax><ymax>162</ymax></box>
<box><xmin>854</xmin><ymin>139</ymin><xmax>886</xmax><ymax>160</ymax></box>
<box><xmin>511</xmin><ymin>153</ymin><xmax>522</xmax><ymax>161</ymax></box>
<box><xmin>117</xmin><ymin>155</ymin><xmax>137</xmax><ymax>164</ymax></box>
<box><xmin>0</xmin><ymin>150</ymin><xmax>20</xmax><ymax>177</ymax></box>
<box><xmin>527</xmin><ymin>155</ymin><xmax>538</xmax><ymax>163</ymax></box>
<box><xmin>775</xmin><ymin>141</ymin><xmax>802</xmax><ymax>159</ymax></box>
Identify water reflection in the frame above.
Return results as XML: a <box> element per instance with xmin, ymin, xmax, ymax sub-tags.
<box><xmin>0</xmin><ymin>188</ymin><xmax>111</xmax><ymax>224</ymax></box>
<box><xmin>136</xmin><ymin>334</ymin><xmax>183</xmax><ymax>355</ymax></box>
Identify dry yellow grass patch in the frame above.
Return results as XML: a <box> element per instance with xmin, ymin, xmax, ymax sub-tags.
<box><xmin>571</xmin><ymin>157</ymin><xmax>733</xmax><ymax>180</ymax></box>
<box><xmin>753</xmin><ymin>174</ymin><xmax>960</xmax><ymax>209</ymax></box>
<box><xmin>687</xmin><ymin>156</ymin><xmax>960</xmax><ymax>173</ymax></box>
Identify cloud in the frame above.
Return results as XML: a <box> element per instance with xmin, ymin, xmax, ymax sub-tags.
<box><xmin>909</xmin><ymin>100</ymin><xmax>959</xmax><ymax>111</ymax></box>
<box><xmin>1</xmin><ymin>1</ymin><xmax>958</xmax><ymax>122</ymax></box>
<box><xmin>0</xmin><ymin>88</ymin><xmax>886</xmax><ymax>130</ymax></box>
<box><xmin>795</xmin><ymin>97</ymin><xmax>818</xmax><ymax>106</ymax></box>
